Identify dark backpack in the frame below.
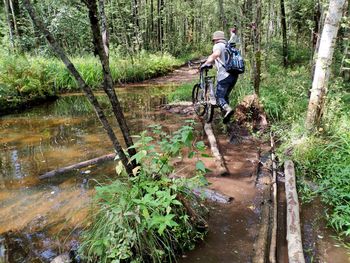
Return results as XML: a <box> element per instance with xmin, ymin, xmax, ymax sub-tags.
<box><xmin>219</xmin><ymin>43</ymin><xmax>245</xmax><ymax>74</ymax></box>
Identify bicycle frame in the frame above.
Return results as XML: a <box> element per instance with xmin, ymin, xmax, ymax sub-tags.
<box><xmin>192</xmin><ymin>63</ymin><xmax>217</xmax><ymax>123</ymax></box>
<box><xmin>199</xmin><ymin>67</ymin><xmax>216</xmax><ymax>106</ymax></box>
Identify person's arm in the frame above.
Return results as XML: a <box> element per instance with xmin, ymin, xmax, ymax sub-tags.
<box><xmin>203</xmin><ymin>49</ymin><xmax>221</xmax><ymax>66</ymax></box>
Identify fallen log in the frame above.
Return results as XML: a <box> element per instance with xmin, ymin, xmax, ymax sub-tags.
<box><xmin>39</xmin><ymin>153</ymin><xmax>116</xmax><ymax>179</ymax></box>
<box><xmin>284</xmin><ymin>160</ymin><xmax>305</xmax><ymax>263</ymax></box>
<box><xmin>192</xmin><ymin>187</ymin><xmax>233</xmax><ymax>204</ymax></box>
<box><xmin>203</xmin><ymin>123</ymin><xmax>229</xmax><ymax>176</ymax></box>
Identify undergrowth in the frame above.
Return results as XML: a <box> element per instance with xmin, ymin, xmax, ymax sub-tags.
<box><xmin>79</xmin><ymin>122</ymin><xmax>209</xmax><ymax>262</ymax></box>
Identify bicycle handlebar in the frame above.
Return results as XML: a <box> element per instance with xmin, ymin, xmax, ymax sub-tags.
<box><xmin>188</xmin><ymin>59</ymin><xmax>207</xmax><ymax>67</ymax></box>
<box><xmin>200</xmin><ymin>64</ymin><xmax>213</xmax><ymax>71</ymax></box>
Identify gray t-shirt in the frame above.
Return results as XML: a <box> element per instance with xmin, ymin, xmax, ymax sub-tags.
<box><xmin>213</xmin><ymin>42</ymin><xmax>229</xmax><ymax>82</ymax></box>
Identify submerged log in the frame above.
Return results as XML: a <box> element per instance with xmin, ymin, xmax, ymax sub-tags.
<box><xmin>39</xmin><ymin>153</ymin><xmax>116</xmax><ymax>179</ymax></box>
<box><xmin>284</xmin><ymin>160</ymin><xmax>305</xmax><ymax>263</ymax></box>
<box><xmin>193</xmin><ymin>187</ymin><xmax>233</xmax><ymax>204</ymax></box>
<box><xmin>203</xmin><ymin>123</ymin><xmax>229</xmax><ymax>176</ymax></box>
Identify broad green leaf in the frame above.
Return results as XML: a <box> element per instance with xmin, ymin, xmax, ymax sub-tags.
<box><xmin>196</xmin><ymin>160</ymin><xmax>206</xmax><ymax>173</ymax></box>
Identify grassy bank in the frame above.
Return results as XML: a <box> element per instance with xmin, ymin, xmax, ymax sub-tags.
<box><xmin>0</xmin><ymin>51</ymin><xmax>199</xmax><ymax>115</ymax></box>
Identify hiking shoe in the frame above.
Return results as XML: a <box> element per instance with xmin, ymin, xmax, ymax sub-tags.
<box><xmin>222</xmin><ymin>104</ymin><xmax>234</xmax><ymax>124</ymax></box>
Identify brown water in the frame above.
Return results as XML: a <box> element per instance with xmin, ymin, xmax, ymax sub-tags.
<box><xmin>0</xmin><ymin>86</ymin><xmax>189</xmax><ymax>262</ymax></box>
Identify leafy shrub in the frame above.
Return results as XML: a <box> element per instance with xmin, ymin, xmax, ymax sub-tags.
<box><xmin>79</xmin><ymin>123</ymin><xmax>209</xmax><ymax>262</ymax></box>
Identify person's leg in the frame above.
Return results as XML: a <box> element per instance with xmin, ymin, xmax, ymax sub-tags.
<box><xmin>216</xmin><ymin>79</ymin><xmax>229</xmax><ymax>108</ymax></box>
<box><xmin>224</xmin><ymin>74</ymin><xmax>238</xmax><ymax>105</ymax></box>
<box><xmin>216</xmin><ymin>74</ymin><xmax>238</xmax><ymax>123</ymax></box>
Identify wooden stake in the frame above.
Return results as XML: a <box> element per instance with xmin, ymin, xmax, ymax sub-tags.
<box><xmin>284</xmin><ymin>160</ymin><xmax>305</xmax><ymax>263</ymax></box>
<box><xmin>269</xmin><ymin>133</ymin><xmax>277</xmax><ymax>263</ymax></box>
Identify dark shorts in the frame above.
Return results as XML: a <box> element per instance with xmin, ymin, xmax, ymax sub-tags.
<box><xmin>216</xmin><ymin>74</ymin><xmax>238</xmax><ymax>108</ymax></box>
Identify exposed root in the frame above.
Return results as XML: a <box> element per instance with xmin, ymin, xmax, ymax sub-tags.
<box><xmin>233</xmin><ymin>94</ymin><xmax>268</xmax><ymax>132</ymax></box>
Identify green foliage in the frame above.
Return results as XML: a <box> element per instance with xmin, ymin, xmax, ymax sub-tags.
<box><xmin>166</xmin><ymin>82</ymin><xmax>194</xmax><ymax>103</ymax></box>
<box><xmin>79</xmin><ymin>123</ymin><xmax>209</xmax><ymax>262</ymax></box>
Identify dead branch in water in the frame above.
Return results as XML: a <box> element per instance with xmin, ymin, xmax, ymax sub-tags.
<box><xmin>203</xmin><ymin>123</ymin><xmax>229</xmax><ymax>176</ymax></box>
<box><xmin>39</xmin><ymin>153</ymin><xmax>116</xmax><ymax>179</ymax></box>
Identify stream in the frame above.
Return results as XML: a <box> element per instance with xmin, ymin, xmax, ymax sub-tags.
<box><xmin>0</xmin><ymin>86</ymin><xmax>186</xmax><ymax>262</ymax></box>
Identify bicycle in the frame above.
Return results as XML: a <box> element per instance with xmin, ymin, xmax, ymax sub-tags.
<box><xmin>191</xmin><ymin>62</ymin><xmax>217</xmax><ymax>123</ymax></box>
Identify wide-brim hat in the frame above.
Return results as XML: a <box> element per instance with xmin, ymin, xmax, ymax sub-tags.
<box><xmin>212</xmin><ymin>31</ymin><xmax>226</xmax><ymax>40</ymax></box>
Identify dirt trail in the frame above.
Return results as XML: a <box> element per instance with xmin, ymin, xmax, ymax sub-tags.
<box><xmin>165</xmin><ymin>100</ymin><xmax>272</xmax><ymax>262</ymax></box>
<box><xmin>120</xmin><ymin>64</ymin><xmax>199</xmax><ymax>87</ymax></box>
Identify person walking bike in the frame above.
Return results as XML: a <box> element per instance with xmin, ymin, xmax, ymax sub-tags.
<box><xmin>201</xmin><ymin>31</ymin><xmax>239</xmax><ymax>124</ymax></box>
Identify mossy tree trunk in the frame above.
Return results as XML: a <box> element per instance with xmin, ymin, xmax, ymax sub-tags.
<box><xmin>280</xmin><ymin>0</ymin><xmax>288</xmax><ymax>67</ymax></box>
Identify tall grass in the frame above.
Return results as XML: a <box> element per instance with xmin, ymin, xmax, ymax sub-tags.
<box><xmin>0</xmin><ymin>51</ymin><xmax>185</xmax><ymax>114</ymax></box>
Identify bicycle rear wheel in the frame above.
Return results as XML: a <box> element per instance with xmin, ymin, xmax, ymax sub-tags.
<box><xmin>192</xmin><ymin>83</ymin><xmax>206</xmax><ymax>116</ymax></box>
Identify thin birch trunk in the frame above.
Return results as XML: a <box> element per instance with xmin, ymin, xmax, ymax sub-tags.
<box><xmin>306</xmin><ymin>0</ymin><xmax>347</xmax><ymax>129</ymax></box>
<box><xmin>98</xmin><ymin>0</ymin><xmax>109</xmax><ymax>57</ymax></box>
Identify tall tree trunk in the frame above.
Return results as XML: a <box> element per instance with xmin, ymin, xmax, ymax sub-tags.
<box><xmin>98</xmin><ymin>0</ymin><xmax>109</xmax><ymax>57</ymax></box>
<box><xmin>8</xmin><ymin>0</ymin><xmax>19</xmax><ymax>39</ymax></box>
<box><xmin>22</xmin><ymin>0</ymin><xmax>135</xmax><ymax>176</ymax></box>
<box><xmin>132</xmin><ymin>0</ymin><xmax>141</xmax><ymax>51</ymax></box>
<box><xmin>305</xmin><ymin>0</ymin><xmax>347</xmax><ymax>130</ymax></box>
<box><xmin>150</xmin><ymin>0</ymin><xmax>154</xmax><ymax>47</ymax></box>
<box><xmin>84</xmin><ymin>0</ymin><xmax>137</xmax><ymax>163</ymax></box>
<box><xmin>3</xmin><ymin>0</ymin><xmax>15</xmax><ymax>49</ymax></box>
<box><xmin>252</xmin><ymin>0</ymin><xmax>262</xmax><ymax>96</ymax></box>
<box><xmin>311</xmin><ymin>0</ymin><xmax>324</xmax><ymax>77</ymax></box>
<box><xmin>280</xmin><ymin>0</ymin><xmax>288</xmax><ymax>67</ymax></box>
<box><xmin>157</xmin><ymin>0</ymin><xmax>164</xmax><ymax>50</ymax></box>
<box><xmin>218</xmin><ymin>0</ymin><xmax>227</xmax><ymax>30</ymax></box>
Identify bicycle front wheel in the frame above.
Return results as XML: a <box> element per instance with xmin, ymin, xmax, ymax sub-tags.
<box><xmin>192</xmin><ymin>83</ymin><xmax>206</xmax><ymax>116</ymax></box>
<box><xmin>204</xmin><ymin>104</ymin><xmax>214</xmax><ymax>123</ymax></box>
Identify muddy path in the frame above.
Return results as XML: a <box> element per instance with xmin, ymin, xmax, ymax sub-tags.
<box><xmin>120</xmin><ymin>64</ymin><xmax>199</xmax><ymax>87</ymax></box>
<box><xmin>165</xmin><ymin>103</ymin><xmax>350</xmax><ymax>263</ymax></box>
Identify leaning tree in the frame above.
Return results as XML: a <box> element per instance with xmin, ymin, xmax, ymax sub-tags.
<box><xmin>22</xmin><ymin>0</ymin><xmax>137</xmax><ymax>175</ymax></box>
